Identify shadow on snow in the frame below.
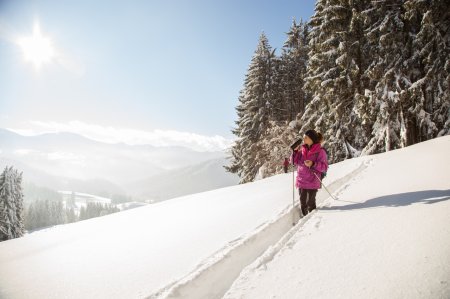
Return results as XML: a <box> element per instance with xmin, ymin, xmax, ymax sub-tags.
<box><xmin>322</xmin><ymin>189</ymin><xmax>450</xmax><ymax>211</ymax></box>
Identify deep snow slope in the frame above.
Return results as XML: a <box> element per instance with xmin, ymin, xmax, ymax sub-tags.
<box><xmin>223</xmin><ymin>136</ymin><xmax>450</xmax><ymax>299</ymax></box>
<box><xmin>0</xmin><ymin>136</ymin><xmax>449</xmax><ymax>299</ymax></box>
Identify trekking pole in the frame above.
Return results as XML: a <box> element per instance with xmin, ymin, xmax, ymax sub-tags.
<box><xmin>312</xmin><ymin>171</ymin><xmax>337</xmax><ymax>201</ymax></box>
<box><xmin>289</xmin><ymin>139</ymin><xmax>302</xmax><ymax>225</ymax></box>
<box><xmin>291</xmin><ymin>152</ymin><xmax>296</xmax><ymax>226</ymax></box>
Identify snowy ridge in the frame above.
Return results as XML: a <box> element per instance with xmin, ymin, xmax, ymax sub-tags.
<box><xmin>149</xmin><ymin>160</ymin><xmax>370</xmax><ymax>299</ymax></box>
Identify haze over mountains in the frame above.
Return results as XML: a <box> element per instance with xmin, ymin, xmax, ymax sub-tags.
<box><xmin>0</xmin><ymin>128</ymin><xmax>239</xmax><ymax>201</ymax></box>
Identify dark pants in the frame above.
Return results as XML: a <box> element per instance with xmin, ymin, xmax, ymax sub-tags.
<box><xmin>299</xmin><ymin>189</ymin><xmax>318</xmax><ymax>216</ymax></box>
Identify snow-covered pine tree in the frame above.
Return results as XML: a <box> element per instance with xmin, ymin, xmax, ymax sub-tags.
<box><xmin>0</xmin><ymin>166</ymin><xmax>24</xmax><ymax>241</ymax></box>
<box><xmin>12</xmin><ymin>168</ymin><xmax>24</xmax><ymax>236</ymax></box>
<box><xmin>79</xmin><ymin>205</ymin><xmax>87</xmax><ymax>220</ymax></box>
<box><xmin>403</xmin><ymin>0</ymin><xmax>450</xmax><ymax>142</ymax></box>
<box><xmin>251</xmin><ymin>20</ymin><xmax>311</xmax><ymax>179</ymax></box>
<box><xmin>36</xmin><ymin>199</ymin><xmax>46</xmax><ymax>228</ymax></box>
<box><xmin>255</xmin><ymin>120</ymin><xmax>302</xmax><ymax>179</ymax></box>
<box><xmin>300</xmin><ymin>0</ymin><xmax>330</xmax><ymax>150</ymax></box>
<box><xmin>226</xmin><ymin>33</ymin><xmax>276</xmax><ymax>183</ymax></box>
<box><xmin>330</xmin><ymin>0</ymin><xmax>372</xmax><ymax>158</ymax></box>
<box><xmin>277</xmin><ymin>19</ymin><xmax>310</xmax><ymax>122</ymax></box>
<box><xmin>24</xmin><ymin>201</ymin><xmax>36</xmax><ymax>231</ymax></box>
<box><xmin>66</xmin><ymin>208</ymin><xmax>77</xmax><ymax>223</ymax></box>
<box><xmin>269</xmin><ymin>54</ymin><xmax>284</xmax><ymax>122</ymax></box>
<box><xmin>25</xmin><ymin>199</ymin><xmax>68</xmax><ymax>230</ymax></box>
<box><xmin>360</xmin><ymin>0</ymin><xmax>411</xmax><ymax>155</ymax></box>
<box><xmin>50</xmin><ymin>200</ymin><xmax>65</xmax><ymax>226</ymax></box>
<box><xmin>302</xmin><ymin>0</ymin><xmax>356</xmax><ymax>162</ymax></box>
<box><xmin>346</xmin><ymin>0</ymin><xmax>372</xmax><ymax>151</ymax></box>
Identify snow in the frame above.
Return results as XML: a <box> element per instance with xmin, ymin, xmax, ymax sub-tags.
<box><xmin>59</xmin><ymin>191</ymin><xmax>112</xmax><ymax>204</ymax></box>
<box><xmin>1</xmin><ymin>136</ymin><xmax>449</xmax><ymax>299</ymax></box>
<box><xmin>58</xmin><ymin>191</ymin><xmax>113</xmax><ymax>214</ymax></box>
<box><xmin>115</xmin><ymin>201</ymin><xmax>148</xmax><ymax>211</ymax></box>
<box><xmin>224</xmin><ymin>136</ymin><xmax>450</xmax><ymax>299</ymax></box>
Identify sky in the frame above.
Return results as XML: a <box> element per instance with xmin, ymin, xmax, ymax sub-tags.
<box><xmin>0</xmin><ymin>0</ymin><xmax>315</xmax><ymax>151</ymax></box>
<box><xmin>0</xmin><ymin>136</ymin><xmax>449</xmax><ymax>298</ymax></box>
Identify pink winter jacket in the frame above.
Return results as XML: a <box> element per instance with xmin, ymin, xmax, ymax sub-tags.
<box><xmin>292</xmin><ymin>143</ymin><xmax>328</xmax><ymax>190</ymax></box>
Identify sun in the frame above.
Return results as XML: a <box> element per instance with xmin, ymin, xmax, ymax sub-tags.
<box><xmin>16</xmin><ymin>22</ymin><xmax>55</xmax><ymax>70</ymax></box>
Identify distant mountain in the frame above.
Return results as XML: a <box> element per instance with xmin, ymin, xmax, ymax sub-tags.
<box><xmin>0</xmin><ymin>128</ymin><xmax>238</xmax><ymax>199</ymax></box>
<box><xmin>0</xmin><ymin>128</ymin><xmax>226</xmax><ymax>183</ymax></box>
<box><xmin>0</xmin><ymin>157</ymin><xmax>125</xmax><ymax>197</ymax></box>
<box><xmin>128</xmin><ymin>157</ymin><xmax>240</xmax><ymax>202</ymax></box>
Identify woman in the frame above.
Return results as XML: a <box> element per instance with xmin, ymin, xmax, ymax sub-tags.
<box><xmin>292</xmin><ymin>129</ymin><xmax>328</xmax><ymax>216</ymax></box>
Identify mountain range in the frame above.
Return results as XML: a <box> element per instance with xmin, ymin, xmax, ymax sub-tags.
<box><xmin>0</xmin><ymin>128</ymin><xmax>239</xmax><ymax>201</ymax></box>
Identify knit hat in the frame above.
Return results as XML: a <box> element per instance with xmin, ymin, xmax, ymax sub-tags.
<box><xmin>304</xmin><ymin>129</ymin><xmax>319</xmax><ymax>144</ymax></box>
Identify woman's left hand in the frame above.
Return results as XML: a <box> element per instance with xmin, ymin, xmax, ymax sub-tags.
<box><xmin>304</xmin><ymin>160</ymin><xmax>313</xmax><ymax>168</ymax></box>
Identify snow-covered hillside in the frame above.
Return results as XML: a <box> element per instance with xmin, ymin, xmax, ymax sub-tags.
<box><xmin>0</xmin><ymin>136</ymin><xmax>449</xmax><ymax>299</ymax></box>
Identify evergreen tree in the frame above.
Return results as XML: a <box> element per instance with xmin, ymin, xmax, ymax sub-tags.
<box><xmin>403</xmin><ymin>0</ymin><xmax>450</xmax><ymax>142</ymax></box>
<box><xmin>12</xmin><ymin>168</ymin><xmax>25</xmax><ymax>236</ymax></box>
<box><xmin>345</xmin><ymin>0</ymin><xmax>372</xmax><ymax>151</ymax></box>
<box><xmin>24</xmin><ymin>199</ymin><xmax>67</xmax><ymax>231</ymax></box>
<box><xmin>302</xmin><ymin>0</ymin><xmax>357</xmax><ymax>162</ymax></box>
<box><xmin>66</xmin><ymin>208</ymin><xmax>77</xmax><ymax>223</ymax></box>
<box><xmin>0</xmin><ymin>167</ymin><xmax>25</xmax><ymax>241</ymax></box>
<box><xmin>252</xmin><ymin>20</ymin><xmax>312</xmax><ymax>179</ymax></box>
<box><xmin>24</xmin><ymin>202</ymin><xmax>36</xmax><ymax>231</ymax></box>
<box><xmin>301</xmin><ymin>0</ymin><xmax>332</xmax><ymax>140</ymax></box>
<box><xmin>278</xmin><ymin>19</ymin><xmax>310</xmax><ymax>121</ymax></box>
<box><xmin>256</xmin><ymin>120</ymin><xmax>302</xmax><ymax>179</ymax></box>
<box><xmin>226</xmin><ymin>33</ymin><xmax>276</xmax><ymax>183</ymax></box>
<box><xmin>360</xmin><ymin>0</ymin><xmax>411</xmax><ymax>154</ymax></box>
<box><xmin>79</xmin><ymin>206</ymin><xmax>87</xmax><ymax>221</ymax></box>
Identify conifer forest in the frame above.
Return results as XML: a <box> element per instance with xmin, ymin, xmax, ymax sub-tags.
<box><xmin>227</xmin><ymin>0</ymin><xmax>449</xmax><ymax>183</ymax></box>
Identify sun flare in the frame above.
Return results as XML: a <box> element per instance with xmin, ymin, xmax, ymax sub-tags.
<box><xmin>16</xmin><ymin>22</ymin><xmax>55</xmax><ymax>70</ymax></box>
